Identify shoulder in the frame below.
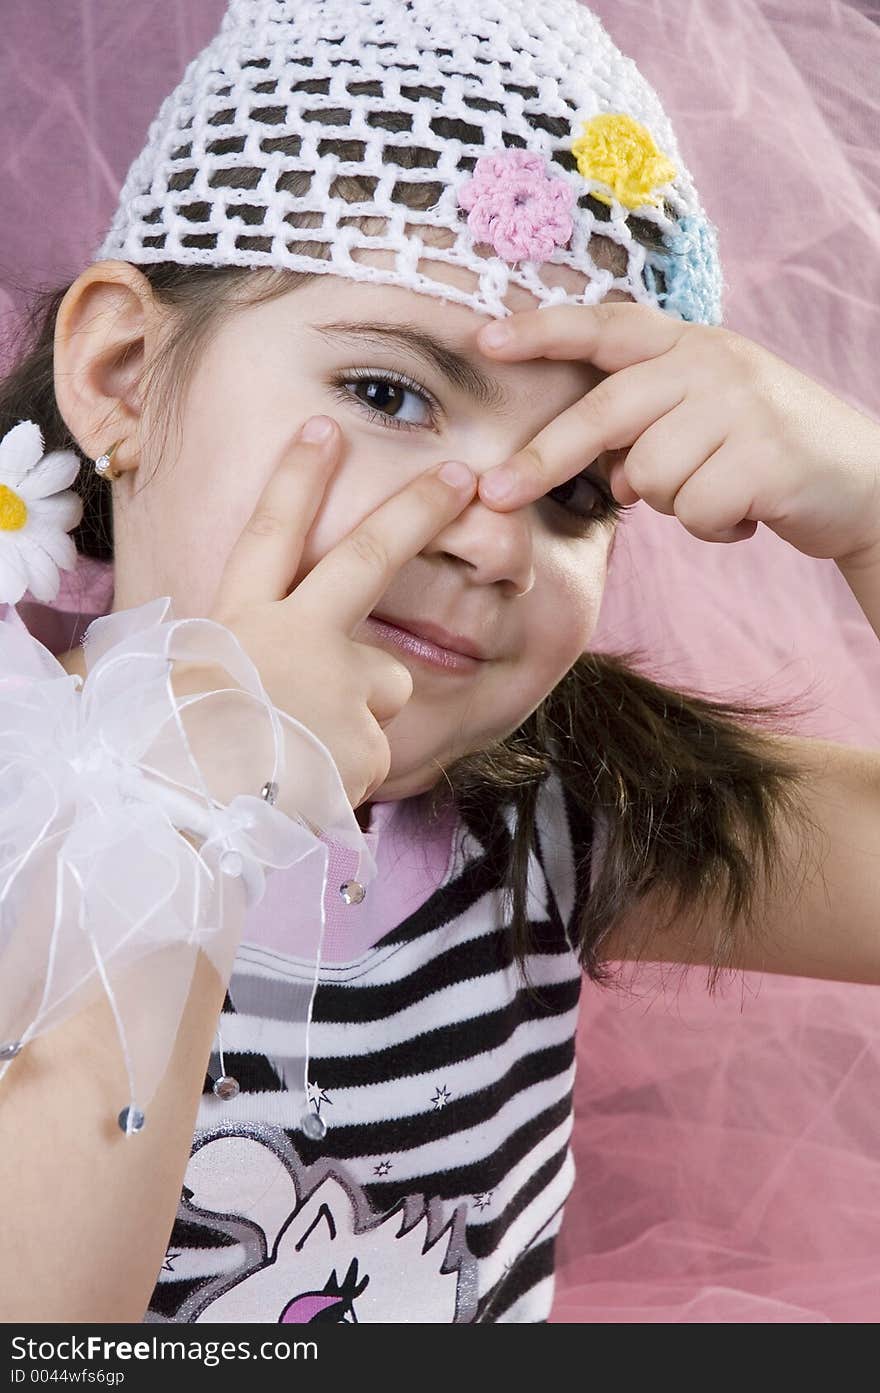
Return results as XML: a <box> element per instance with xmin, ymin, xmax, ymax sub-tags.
<box><xmin>532</xmin><ymin>767</ymin><xmax>598</xmax><ymax>948</ymax></box>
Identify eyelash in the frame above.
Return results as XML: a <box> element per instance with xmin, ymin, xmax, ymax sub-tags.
<box><xmin>328</xmin><ymin>367</ymin><xmax>633</xmax><ymax>528</ymax></box>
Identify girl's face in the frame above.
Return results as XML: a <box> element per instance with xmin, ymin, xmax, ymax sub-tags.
<box><xmin>112</xmin><ymin>256</ymin><xmax>624</xmax><ymax>803</ymax></box>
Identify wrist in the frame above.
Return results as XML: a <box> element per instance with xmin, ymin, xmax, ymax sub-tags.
<box><xmin>835</xmin><ymin>539</ymin><xmax>880</xmax><ymax>644</ymax></box>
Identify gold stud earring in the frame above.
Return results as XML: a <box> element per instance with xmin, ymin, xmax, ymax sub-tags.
<box><xmin>93</xmin><ymin>439</ymin><xmax>125</xmax><ymax>481</ymax></box>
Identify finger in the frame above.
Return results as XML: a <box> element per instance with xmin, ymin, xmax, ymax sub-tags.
<box><xmin>477</xmin><ymin>300</ymin><xmax>690</xmax><ymax>373</ymax></box>
<box><xmin>366</xmin><ymin>652</ymin><xmax>414</xmax><ymax>728</ymax></box>
<box><xmin>479</xmin><ymin>358</ymin><xmax>684</xmax><ymax>511</ymax></box>
<box><xmin>291</xmin><ymin>459</ymin><xmax>476</xmax><ymax>633</ymax></box>
<box><xmin>214</xmin><ymin>416</ymin><xmax>339</xmax><ymax>612</ymax></box>
<box><xmin>614</xmin><ymin>402</ymin><xmax>726</xmax><ymax>515</ymax></box>
<box><xmin>672</xmin><ymin>439</ymin><xmax>759</xmax><ymax>543</ymax></box>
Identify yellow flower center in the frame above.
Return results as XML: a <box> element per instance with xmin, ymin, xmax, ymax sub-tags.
<box><xmin>0</xmin><ymin>484</ymin><xmax>28</xmax><ymax>531</ymax></box>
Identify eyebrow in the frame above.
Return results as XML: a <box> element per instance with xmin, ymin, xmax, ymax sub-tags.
<box><xmin>308</xmin><ymin>319</ymin><xmax>512</xmax><ymax>413</ymax></box>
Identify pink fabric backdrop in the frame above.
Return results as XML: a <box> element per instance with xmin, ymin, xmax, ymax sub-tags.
<box><xmin>2</xmin><ymin>0</ymin><xmax>879</xmax><ymax>1322</ymax></box>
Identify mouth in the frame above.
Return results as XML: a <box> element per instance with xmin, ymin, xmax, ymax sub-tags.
<box><xmin>365</xmin><ymin>612</ymin><xmax>488</xmax><ymax>674</ymax></box>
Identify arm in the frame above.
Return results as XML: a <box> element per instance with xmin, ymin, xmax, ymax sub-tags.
<box><xmin>0</xmin><ymin>934</ymin><xmax>233</xmax><ymax>1322</ymax></box>
<box><xmin>599</xmin><ymin>732</ymin><xmax>880</xmax><ymax>984</ymax></box>
<box><xmin>0</xmin><ymin>649</ymin><xmax>347</xmax><ymax>1321</ymax></box>
<box><xmin>836</xmin><ymin>540</ymin><xmax>880</xmax><ymax>645</ymax></box>
<box><xmin>598</xmin><ymin>525</ymin><xmax>880</xmax><ymax>983</ymax></box>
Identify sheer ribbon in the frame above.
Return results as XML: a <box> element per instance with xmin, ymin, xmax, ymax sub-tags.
<box><xmin>0</xmin><ymin>597</ymin><xmax>376</xmax><ymax>1130</ymax></box>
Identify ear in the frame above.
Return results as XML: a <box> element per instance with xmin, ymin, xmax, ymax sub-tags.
<box><xmin>53</xmin><ymin>260</ymin><xmax>163</xmax><ymax>480</ymax></box>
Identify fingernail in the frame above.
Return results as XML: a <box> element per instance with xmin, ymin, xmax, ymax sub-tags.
<box><xmin>438</xmin><ymin>460</ymin><xmax>474</xmax><ymax>489</ymax></box>
<box><xmin>480</xmin><ymin>323</ymin><xmax>512</xmax><ymax>348</ymax></box>
<box><xmin>301</xmin><ymin>415</ymin><xmax>334</xmax><ymax>443</ymax></box>
<box><xmin>480</xmin><ymin>466</ymin><xmax>514</xmax><ymax>501</ymax></box>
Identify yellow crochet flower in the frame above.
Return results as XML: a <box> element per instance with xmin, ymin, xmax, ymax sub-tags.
<box><xmin>571</xmin><ymin>113</ymin><xmax>678</xmax><ymax>211</ymax></box>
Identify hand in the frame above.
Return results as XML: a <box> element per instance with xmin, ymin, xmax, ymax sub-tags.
<box><xmin>476</xmin><ymin>302</ymin><xmax>880</xmax><ymax>565</ymax></box>
<box><xmin>180</xmin><ymin>416</ymin><xmax>476</xmax><ymax>813</ymax></box>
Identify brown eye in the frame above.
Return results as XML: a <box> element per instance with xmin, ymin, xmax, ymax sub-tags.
<box><xmin>548</xmin><ymin>471</ymin><xmax>625</xmax><ymax>525</ymax></box>
<box><xmin>356</xmin><ymin>379</ymin><xmax>406</xmax><ymax>416</ymax></box>
<box><xmin>330</xmin><ymin>369</ymin><xmax>439</xmax><ymax>431</ymax></box>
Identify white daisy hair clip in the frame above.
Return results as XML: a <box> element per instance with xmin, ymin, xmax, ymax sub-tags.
<box><xmin>0</xmin><ymin>420</ymin><xmax>84</xmax><ymax>605</ymax></box>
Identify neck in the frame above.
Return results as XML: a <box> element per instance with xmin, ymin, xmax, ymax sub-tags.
<box><xmin>57</xmin><ymin>646</ymin><xmax>87</xmax><ymax>680</ymax></box>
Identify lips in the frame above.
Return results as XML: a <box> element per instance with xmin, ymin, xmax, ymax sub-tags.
<box><xmin>370</xmin><ymin>612</ymin><xmax>487</xmax><ymax>661</ymax></box>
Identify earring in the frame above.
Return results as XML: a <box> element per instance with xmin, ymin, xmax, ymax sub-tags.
<box><xmin>93</xmin><ymin>439</ymin><xmax>125</xmax><ymax>481</ymax></box>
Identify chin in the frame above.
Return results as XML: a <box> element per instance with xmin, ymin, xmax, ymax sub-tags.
<box><xmin>368</xmin><ymin>766</ymin><xmax>448</xmax><ymax>805</ymax></box>
<box><xmin>368</xmin><ymin>779</ymin><xmax>431</xmax><ymax>805</ymax></box>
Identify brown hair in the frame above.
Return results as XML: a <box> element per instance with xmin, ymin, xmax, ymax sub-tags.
<box><xmin>0</xmin><ymin>105</ymin><xmax>821</xmax><ymax>993</ymax></box>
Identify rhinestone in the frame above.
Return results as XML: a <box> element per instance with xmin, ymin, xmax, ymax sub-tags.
<box><xmin>339</xmin><ymin>879</ymin><xmax>366</xmax><ymax>905</ymax></box>
<box><xmin>118</xmin><ymin>1105</ymin><xmax>145</xmax><ymax>1135</ymax></box>
<box><xmin>301</xmin><ymin>1110</ymin><xmax>327</xmax><ymax>1140</ymax></box>
<box><xmin>0</xmin><ymin>1040</ymin><xmax>22</xmax><ymax>1061</ymax></box>
<box><xmin>260</xmin><ymin>780</ymin><xmax>279</xmax><ymax>806</ymax></box>
<box><xmin>213</xmin><ymin>1074</ymin><xmax>240</xmax><ymax>1100</ymax></box>
<box><xmin>94</xmin><ymin>453</ymin><xmax>112</xmax><ymax>476</ymax></box>
<box><xmin>220</xmin><ymin>849</ymin><xmax>244</xmax><ymax>877</ymax></box>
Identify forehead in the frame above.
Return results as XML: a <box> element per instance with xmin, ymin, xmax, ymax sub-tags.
<box><xmin>282</xmin><ymin>226</ymin><xmax>629</xmax><ymax>407</ymax></box>
<box><xmin>290</xmin><ymin>271</ymin><xmax>604</xmax><ymax>411</ymax></box>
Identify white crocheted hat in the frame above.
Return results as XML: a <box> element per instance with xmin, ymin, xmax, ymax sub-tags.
<box><xmin>94</xmin><ymin>0</ymin><xmax>724</xmax><ymax>324</ymax></box>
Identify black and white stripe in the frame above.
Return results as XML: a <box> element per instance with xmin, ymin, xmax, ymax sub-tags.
<box><xmin>148</xmin><ymin>770</ymin><xmax>594</xmax><ymax>1323</ymax></box>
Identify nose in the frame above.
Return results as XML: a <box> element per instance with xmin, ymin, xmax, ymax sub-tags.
<box><xmin>422</xmin><ymin>488</ymin><xmax>536</xmax><ymax>597</ymax></box>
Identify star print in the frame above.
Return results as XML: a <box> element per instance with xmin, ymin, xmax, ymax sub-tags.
<box><xmin>307</xmin><ymin>1082</ymin><xmax>332</xmax><ymax>1114</ymax></box>
<box><xmin>162</xmin><ymin>1251</ymin><xmax>182</xmax><ymax>1273</ymax></box>
<box><xmin>431</xmin><ymin>1084</ymin><xmax>452</xmax><ymax>1110</ymax></box>
<box><xmin>472</xmin><ymin>1191</ymin><xmax>493</xmax><ymax>1211</ymax></box>
<box><xmin>373</xmin><ymin>1160</ymin><xmax>392</xmax><ymax>1176</ymax></box>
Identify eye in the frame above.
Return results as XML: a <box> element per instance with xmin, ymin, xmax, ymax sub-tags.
<box><xmin>547</xmin><ymin>469</ymin><xmax>631</xmax><ymax>527</ymax></box>
<box><xmin>329</xmin><ymin>368</ymin><xmax>440</xmax><ymax>432</ymax></box>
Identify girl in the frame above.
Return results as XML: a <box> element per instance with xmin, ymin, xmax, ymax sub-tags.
<box><xmin>1</xmin><ymin>0</ymin><xmax>879</xmax><ymax>1324</ymax></box>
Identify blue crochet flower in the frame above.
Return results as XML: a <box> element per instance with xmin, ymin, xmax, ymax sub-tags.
<box><xmin>644</xmin><ymin>215</ymin><xmax>723</xmax><ymax>326</ymax></box>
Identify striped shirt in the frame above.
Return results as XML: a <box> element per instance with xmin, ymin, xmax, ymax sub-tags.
<box><xmin>145</xmin><ymin>769</ymin><xmax>595</xmax><ymax>1324</ymax></box>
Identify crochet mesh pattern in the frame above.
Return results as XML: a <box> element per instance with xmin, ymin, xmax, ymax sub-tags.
<box><xmin>95</xmin><ymin>0</ymin><xmax>724</xmax><ymax>324</ymax></box>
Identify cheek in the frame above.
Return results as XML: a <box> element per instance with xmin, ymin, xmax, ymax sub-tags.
<box><xmin>523</xmin><ymin>612</ymin><xmax>592</xmax><ymax>694</ymax></box>
<box><xmin>480</xmin><ymin>554</ymin><xmax>606</xmax><ymax>738</ymax></box>
<box><xmin>530</xmin><ymin>549</ymin><xmax>608</xmax><ymax>669</ymax></box>
<box><xmin>296</xmin><ymin>455</ymin><xmax>409</xmax><ymax>574</ymax></box>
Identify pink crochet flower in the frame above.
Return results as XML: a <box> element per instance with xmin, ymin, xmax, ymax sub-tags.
<box><xmin>456</xmin><ymin>149</ymin><xmax>576</xmax><ymax>263</ymax></box>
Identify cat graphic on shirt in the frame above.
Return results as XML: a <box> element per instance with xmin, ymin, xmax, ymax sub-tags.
<box><xmin>163</xmin><ymin>1126</ymin><xmax>479</xmax><ymax>1323</ymax></box>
